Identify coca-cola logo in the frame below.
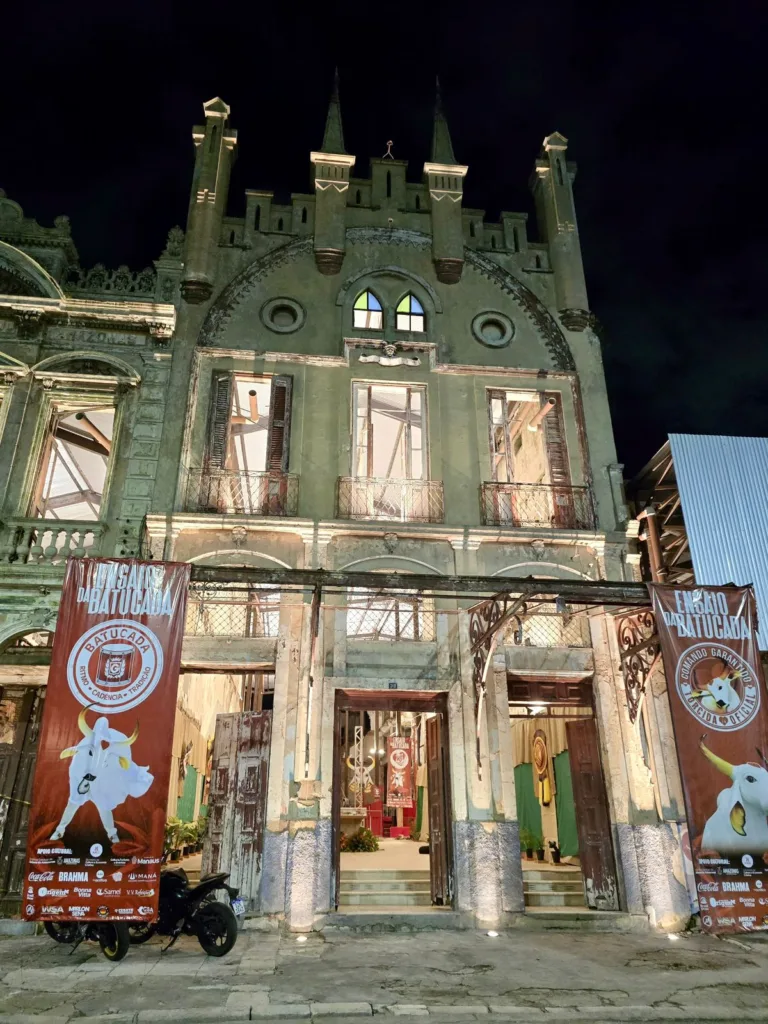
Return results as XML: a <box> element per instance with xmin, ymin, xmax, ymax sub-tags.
<box><xmin>28</xmin><ymin>872</ymin><xmax>54</xmax><ymax>882</ymax></box>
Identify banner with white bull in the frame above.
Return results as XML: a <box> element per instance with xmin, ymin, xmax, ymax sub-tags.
<box><xmin>22</xmin><ymin>558</ymin><xmax>190</xmax><ymax>925</ymax></box>
<box><xmin>650</xmin><ymin>583</ymin><xmax>768</xmax><ymax>934</ymax></box>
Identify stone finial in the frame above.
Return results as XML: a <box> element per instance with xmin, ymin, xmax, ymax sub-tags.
<box><xmin>431</xmin><ymin>78</ymin><xmax>457</xmax><ymax>165</ymax></box>
<box><xmin>321</xmin><ymin>68</ymin><xmax>346</xmax><ymax>155</ymax></box>
<box><xmin>163</xmin><ymin>226</ymin><xmax>185</xmax><ymax>258</ymax></box>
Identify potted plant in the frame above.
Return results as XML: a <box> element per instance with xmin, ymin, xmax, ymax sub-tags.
<box><xmin>519</xmin><ymin>827</ymin><xmax>536</xmax><ymax>860</ymax></box>
<box><xmin>549</xmin><ymin>840</ymin><xmax>562</xmax><ymax>864</ymax></box>
<box><xmin>164</xmin><ymin>816</ymin><xmax>182</xmax><ymax>863</ymax></box>
<box><xmin>179</xmin><ymin>821</ymin><xmax>198</xmax><ymax>857</ymax></box>
<box><xmin>535</xmin><ymin>835</ymin><xmax>545</xmax><ymax>861</ymax></box>
<box><xmin>196</xmin><ymin>815</ymin><xmax>208</xmax><ymax>852</ymax></box>
<box><xmin>345</xmin><ymin>827</ymin><xmax>380</xmax><ymax>852</ymax></box>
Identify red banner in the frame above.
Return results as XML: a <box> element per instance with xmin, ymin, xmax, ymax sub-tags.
<box><xmin>386</xmin><ymin>736</ymin><xmax>413</xmax><ymax>808</ymax></box>
<box><xmin>650</xmin><ymin>583</ymin><xmax>768</xmax><ymax>935</ymax></box>
<box><xmin>22</xmin><ymin>558</ymin><xmax>190</xmax><ymax>925</ymax></box>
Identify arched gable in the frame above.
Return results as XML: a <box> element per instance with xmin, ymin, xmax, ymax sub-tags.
<box><xmin>32</xmin><ymin>350</ymin><xmax>141</xmax><ymax>382</ymax></box>
<box><xmin>0</xmin><ymin>241</ymin><xmax>65</xmax><ymax>300</ymax></box>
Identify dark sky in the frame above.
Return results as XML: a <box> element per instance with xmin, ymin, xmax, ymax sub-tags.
<box><xmin>3</xmin><ymin>3</ymin><xmax>766</xmax><ymax>475</ymax></box>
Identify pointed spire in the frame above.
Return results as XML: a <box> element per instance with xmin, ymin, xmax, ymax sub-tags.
<box><xmin>321</xmin><ymin>68</ymin><xmax>346</xmax><ymax>154</ymax></box>
<box><xmin>431</xmin><ymin>78</ymin><xmax>456</xmax><ymax>164</ymax></box>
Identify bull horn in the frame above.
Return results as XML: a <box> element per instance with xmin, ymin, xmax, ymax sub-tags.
<box><xmin>700</xmin><ymin>734</ymin><xmax>734</xmax><ymax>778</ymax></box>
<box><xmin>124</xmin><ymin>721</ymin><xmax>139</xmax><ymax>745</ymax></box>
<box><xmin>756</xmin><ymin>748</ymin><xmax>768</xmax><ymax>771</ymax></box>
<box><xmin>78</xmin><ymin>707</ymin><xmax>93</xmax><ymax>737</ymax></box>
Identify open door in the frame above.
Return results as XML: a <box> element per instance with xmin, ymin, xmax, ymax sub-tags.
<box><xmin>566</xmin><ymin>719</ymin><xmax>619</xmax><ymax>910</ymax></box>
<box><xmin>426</xmin><ymin>713</ymin><xmax>452</xmax><ymax>906</ymax></box>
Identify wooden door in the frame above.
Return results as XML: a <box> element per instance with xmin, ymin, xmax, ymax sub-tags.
<box><xmin>426</xmin><ymin>714</ymin><xmax>452</xmax><ymax>906</ymax></box>
<box><xmin>202</xmin><ymin>711</ymin><xmax>271</xmax><ymax>910</ymax></box>
<box><xmin>0</xmin><ymin>687</ymin><xmax>45</xmax><ymax>914</ymax></box>
<box><xmin>566</xmin><ymin>719</ymin><xmax>619</xmax><ymax>910</ymax></box>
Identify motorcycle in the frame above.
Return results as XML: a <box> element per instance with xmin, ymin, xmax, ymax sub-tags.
<box><xmin>43</xmin><ymin>920</ymin><xmax>131</xmax><ymax>962</ymax></box>
<box><xmin>128</xmin><ymin>867</ymin><xmax>243</xmax><ymax>956</ymax></box>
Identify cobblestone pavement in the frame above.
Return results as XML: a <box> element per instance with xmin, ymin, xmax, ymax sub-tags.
<box><xmin>1</xmin><ymin>925</ymin><xmax>768</xmax><ymax>1023</ymax></box>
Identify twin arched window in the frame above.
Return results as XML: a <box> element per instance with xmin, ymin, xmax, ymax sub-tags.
<box><xmin>353</xmin><ymin>291</ymin><xmax>425</xmax><ymax>332</ymax></box>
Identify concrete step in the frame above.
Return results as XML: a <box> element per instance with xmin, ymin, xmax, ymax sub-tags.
<box><xmin>525</xmin><ymin>891</ymin><xmax>586</xmax><ymax>908</ymax></box>
<box><xmin>340</xmin><ymin>879</ymin><xmax>431</xmax><ymax>893</ymax></box>
<box><xmin>342</xmin><ymin>872</ymin><xmax>430</xmax><ymax>880</ymax></box>
<box><xmin>522</xmin><ymin>868</ymin><xmax>582</xmax><ymax>882</ymax></box>
<box><xmin>515</xmin><ymin>909</ymin><xmax>649</xmax><ymax>932</ymax></box>
<box><xmin>323</xmin><ymin>910</ymin><xmax>463</xmax><ymax>931</ymax></box>
<box><xmin>523</xmin><ymin>880</ymin><xmax>584</xmax><ymax>894</ymax></box>
<box><xmin>339</xmin><ymin>889</ymin><xmax>433</xmax><ymax>907</ymax></box>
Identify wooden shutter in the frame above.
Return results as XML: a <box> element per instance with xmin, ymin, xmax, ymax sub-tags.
<box><xmin>207</xmin><ymin>373</ymin><xmax>233</xmax><ymax>470</ymax></box>
<box><xmin>542</xmin><ymin>394</ymin><xmax>571</xmax><ymax>487</ymax></box>
<box><xmin>266</xmin><ymin>375</ymin><xmax>293</xmax><ymax>471</ymax></box>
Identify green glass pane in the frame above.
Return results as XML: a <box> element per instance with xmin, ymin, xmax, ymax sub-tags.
<box><xmin>354</xmin><ymin>292</ymin><xmax>367</xmax><ymax>309</ymax></box>
<box><xmin>397</xmin><ymin>296</ymin><xmax>409</xmax><ymax>312</ymax></box>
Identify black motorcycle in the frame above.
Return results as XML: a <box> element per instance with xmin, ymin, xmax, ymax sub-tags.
<box><xmin>43</xmin><ymin>920</ymin><xmax>131</xmax><ymax>962</ymax></box>
<box><xmin>128</xmin><ymin>867</ymin><xmax>243</xmax><ymax>956</ymax></box>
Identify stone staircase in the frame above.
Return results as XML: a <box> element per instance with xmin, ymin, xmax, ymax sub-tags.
<box><xmin>339</xmin><ymin>869</ymin><xmax>432</xmax><ymax>908</ymax></box>
<box><xmin>523</xmin><ymin>866</ymin><xmax>586</xmax><ymax>908</ymax></box>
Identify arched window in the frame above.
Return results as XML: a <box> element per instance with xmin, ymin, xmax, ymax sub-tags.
<box><xmin>301</xmin><ymin>207</ymin><xmax>307</xmax><ymax>224</ymax></box>
<box><xmin>353</xmin><ymin>291</ymin><xmax>383</xmax><ymax>330</ymax></box>
<box><xmin>396</xmin><ymin>294</ymin><xmax>425</xmax><ymax>332</ymax></box>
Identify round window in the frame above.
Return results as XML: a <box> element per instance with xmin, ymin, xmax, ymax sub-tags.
<box><xmin>472</xmin><ymin>311</ymin><xmax>514</xmax><ymax>348</ymax></box>
<box><xmin>260</xmin><ymin>297</ymin><xmax>305</xmax><ymax>334</ymax></box>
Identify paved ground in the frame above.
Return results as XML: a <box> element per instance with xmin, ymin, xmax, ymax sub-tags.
<box><xmin>1</xmin><ymin>924</ymin><xmax>768</xmax><ymax>1023</ymax></box>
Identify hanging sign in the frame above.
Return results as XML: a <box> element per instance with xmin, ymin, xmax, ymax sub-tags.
<box><xmin>386</xmin><ymin>736</ymin><xmax>413</xmax><ymax>808</ymax></box>
<box><xmin>650</xmin><ymin>583</ymin><xmax>768</xmax><ymax>935</ymax></box>
<box><xmin>22</xmin><ymin>558</ymin><xmax>190</xmax><ymax>925</ymax></box>
<box><xmin>532</xmin><ymin>729</ymin><xmax>552</xmax><ymax>806</ymax></box>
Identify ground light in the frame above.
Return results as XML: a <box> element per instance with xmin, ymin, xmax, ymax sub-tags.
<box><xmin>296</xmin><ymin>934</ymin><xmax>308</xmax><ymax>943</ymax></box>
<box><xmin>486</xmin><ymin>930</ymin><xmax>499</xmax><ymax>938</ymax></box>
<box><xmin>667</xmin><ymin>933</ymin><xmax>680</xmax><ymax>942</ymax></box>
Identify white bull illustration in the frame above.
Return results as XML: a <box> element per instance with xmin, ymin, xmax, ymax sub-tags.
<box><xmin>50</xmin><ymin>708</ymin><xmax>153</xmax><ymax>845</ymax></box>
<box><xmin>692</xmin><ymin>665</ymin><xmax>742</xmax><ymax>713</ymax></box>
<box><xmin>700</xmin><ymin>734</ymin><xmax>768</xmax><ymax>855</ymax></box>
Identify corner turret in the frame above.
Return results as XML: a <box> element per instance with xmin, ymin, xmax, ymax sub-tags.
<box><xmin>423</xmin><ymin>81</ymin><xmax>468</xmax><ymax>284</ymax></box>
<box><xmin>310</xmin><ymin>72</ymin><xmax>356</xmax><ymax>275</ymax></box>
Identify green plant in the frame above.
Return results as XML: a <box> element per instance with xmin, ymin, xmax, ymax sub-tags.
<box><xmin>519</xmin><ymin>827</ymin><xmax>538</xmax><ymax>852</ymax></box>
<box><xmin>164</xmin><ymin>816</ymin><xmax>182</xmax><ymax>857</ymax></box>
<box><xmin>196</xmin><ymin>814</ymin><xmax>208</xmax><ymax>842</ymax></box>
<box><xmin>344</xmin><ymin>827</ymin><xmax>379</xmax><ymax>853</ymax></box>
<box><xmin>179</xmin><ymin>821</ymin><xmax>198</xmax><ymax>847</ymax></box>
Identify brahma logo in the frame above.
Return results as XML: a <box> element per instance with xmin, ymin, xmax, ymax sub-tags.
<box><xmin>59</xmin><ymin>871</ymin><xmax>88</xmax><ymax>882</ymax></box>
<box><xmin>28</xmin><ymin>872</ymin><xmax>54</xmax><ymax>882</ymax></box>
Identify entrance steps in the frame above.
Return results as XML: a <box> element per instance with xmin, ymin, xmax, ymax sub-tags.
<box><xmin>523</xmin><ymin>866</ymin><xmax>586</xmax><ymax>908</ymax></box>
<box><xmin>339</xmin><ymin>869</ymin><xmax>432</xmax><ymax>908</ymax></box>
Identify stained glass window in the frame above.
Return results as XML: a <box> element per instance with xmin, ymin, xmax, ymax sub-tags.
<box><xmin>396</xmin><ymin>294</ymin><xmax>425</xmax><ymax>332</ymax></box>
<box><xmin>353</xmin><ymin>291</ymin><xmax>383</xmax><ymax>330</ymax></box>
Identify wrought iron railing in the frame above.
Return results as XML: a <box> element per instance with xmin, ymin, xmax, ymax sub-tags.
<box><xmin>188</xmin><ymin>470</ymin><xmax>299</xmax><ymax>516</ymax></box>
<box><xmin>0</xmin><ymin>518</ymin><xmax>106</xmax><ymax>565</ymax></box>
<box><xmin>480</xmin><ymin>482</ymin><xmax>596</xmax><ymax>530</ymax></box>
<box><xmin>337</xmin><ymin>477</ymin><xmax>444</xmax><ymax>523</ymax></box>
<box><xmin>184</xmin><ymin>583</ymin><xmax>280</xmax><ymax>638</ymax></box>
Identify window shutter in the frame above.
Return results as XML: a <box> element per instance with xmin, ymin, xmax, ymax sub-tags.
<box><xmin>542</xmin><ymin>395</ymin><xmax>571</xmax><ymax>486</ymax></box>
<box><xmin>267</xmin><ymin>375</ymin><xmax>293</xmax><ymax>471</ymax></box>
<box><xmin>207</xmin><ymin>373</ymin><xmax>233</xmax><ymax>471</ymax></box>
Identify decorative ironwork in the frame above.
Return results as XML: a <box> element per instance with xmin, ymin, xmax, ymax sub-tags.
<box><xmin>189</xmin><ymin>470</ymin><xmax>299</xmax><ymax>516</ymax></box>
<box><xmin>481</xmin><ymin>482</ymin><xmax>596</xmax><ymax>529</ymax></box>
<box><xmin>185</xmin><ymin>582</ymin><xmax>280</xmax><ymax>638</ymax></box>
<box><xmin>616</xmin><ymin>607</ymin><xmax>661</xmax><ymax>723</ymax></box>
<box><xmin>502</xmin><ymin>605</ymin><xmax>591</xmax><ymax>648</ymax></box>
<box><xmin>337</xmin><ymin>476</ymin><xmax>444</xmax><ymax>523</ymax></box>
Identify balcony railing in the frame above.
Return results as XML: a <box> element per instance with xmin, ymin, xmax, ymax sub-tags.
<box><xmin>481</xmin><ymin>482</ymin><xmax>596</xmax><ymax>530</ymax></box>
<box><xmin>337</xmin><ymin>477</ymin><xmax>445</xmax><ymax>523</ymax></box>
<box><xmin>1</xmin><ymin>518</ymin><xmax>106</xmax><ymax>565</ymax></box>
<box><xmin>503</xmin><ymin>607</ymin><xmax>591</xmax><ymax>648</ymax></box>
<box><xmin>188</xmin><ymin>470</ymin><xmax>299</xmax><ymax>516</ymax></box>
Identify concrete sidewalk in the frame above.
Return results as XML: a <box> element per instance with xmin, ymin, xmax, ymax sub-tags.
<box><xmin>1</xmin><ymin>925</ymin><xmax>768</xmax><ymax>1023</ymax></box>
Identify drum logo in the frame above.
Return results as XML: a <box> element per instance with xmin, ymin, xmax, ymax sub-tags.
<box><xmin>67</xmin><ymin>620</ymin><xmax>164</xmax><ymax>713</ymax></box>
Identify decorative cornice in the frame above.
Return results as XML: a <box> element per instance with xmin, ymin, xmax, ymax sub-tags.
<box><xmin>0</xmin><ymin>294</ymin><xmax>176</xmax><ymax>339</ymax></box>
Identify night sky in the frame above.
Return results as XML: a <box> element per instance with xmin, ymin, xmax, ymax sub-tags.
<box><xmin>3</xmin><ymin>3</ymin><xmax>766</xmax><ymax>475</ymax></box>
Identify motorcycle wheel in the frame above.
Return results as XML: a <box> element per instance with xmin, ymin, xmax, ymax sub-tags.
<box><xmin>98</xmin><ymin>922</ymin><xmax>130</xmax><ymax>962</ymax></box>
<box><xmin>127</xmin><ymin>922</ymin><xmax>157</xmax><ymax>945</ymax></box>
<box><xmin>44</xmin><ymin>921</ymin><xmax>79</xmax><ymax>944</ymax></box>
<box><xmin>196</xmin><ymin>902</ymin><xmax>238</xmax><ymax>957</ymax></box>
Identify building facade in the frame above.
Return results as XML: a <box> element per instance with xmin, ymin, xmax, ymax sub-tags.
<box><xmin>0</xmin><ymin>86</ymin><xmax>691</xmax><ymax>931</ymax></box>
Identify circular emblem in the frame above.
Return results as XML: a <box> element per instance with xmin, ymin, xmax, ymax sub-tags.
<box><xmin>97</xmin><ymin>905</ymin><xmax>109</xmax><ymax>919</ymax></box>
<box><xmin>67</xmin><ymin>619</ymin><xmax>164</xmax><ymax>713</ymax></box>
<box><xmin>743</xmin><ymin>854</ymin><xmax>755</xmax><ymax>869</ymax></box>
<box><xmin>675</xmin><ymin>644</ymin><xmax>760</xmax><ymax>731</ymax></box>
<box><xmin>390</xmin><ymin>748</ymin><xmax>409</xmax><ymax>770</ymax></box>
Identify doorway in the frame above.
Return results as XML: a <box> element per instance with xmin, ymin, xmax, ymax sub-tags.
<box><xmin>332</xmin><ymin>690</ymin><xmax>452</xmax><ymax>912</ymax></box>
<box><xmin>509</xmin><ymin>678</ymin><xmax>619</xmax><ymax>911</ymax></box>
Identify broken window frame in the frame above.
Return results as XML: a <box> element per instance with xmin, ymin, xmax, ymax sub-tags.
<box><xmin>346</xmin><ymin>587</ymin><xmax>436</xmax><ymax>642</ymax></box>
<box><xmin>352</xmin><ymin>382</ymin><xmax>427</xmax><ymax>481</ymax></box>
<box><xmin>206</xmin><ymin>372</ymin><xmax>293</xmax><ymax>476</ymax></box>
<box><xmin>487</xmin><ymin>388</ymin><xmax>571</xmax><ymax>487</ymax></box>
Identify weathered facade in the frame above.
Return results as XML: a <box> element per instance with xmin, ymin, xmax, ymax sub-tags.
<box><xmin>0</xmin><ymin>85</ymin><xmax>692</xmax><ymax>931</ymax></box>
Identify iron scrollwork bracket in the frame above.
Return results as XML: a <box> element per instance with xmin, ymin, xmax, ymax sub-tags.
<box><xmin>616</xmin><ymin>607</ymin><xmax>661</xmax><ymax>723</ymax></box>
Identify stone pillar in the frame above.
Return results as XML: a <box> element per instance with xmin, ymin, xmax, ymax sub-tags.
<box><xmin>589</xmin><ymin>610</ymin><xmax>690</xmax><ymax>931</ymax></box>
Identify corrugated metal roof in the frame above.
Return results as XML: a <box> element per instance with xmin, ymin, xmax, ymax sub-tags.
<box><xmin>669</xmin><ymin>433</ymin><xmax>768</xmax><ymax>647</ymax></box>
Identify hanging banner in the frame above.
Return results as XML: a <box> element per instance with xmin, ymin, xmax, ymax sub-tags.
<box><xmin>22</xmin><ymin>558</ymin><xmax>190</xmax><ymax>925</ymax></box>
<box><xmin>650</xmin><ymin>583</ymin><xmax>768</xmax><ymax>935</ymax></box>
<box><xmin>386</xmin><ymin>736</ymin><xmax>413</xmax><ymax>808</ymax></box>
